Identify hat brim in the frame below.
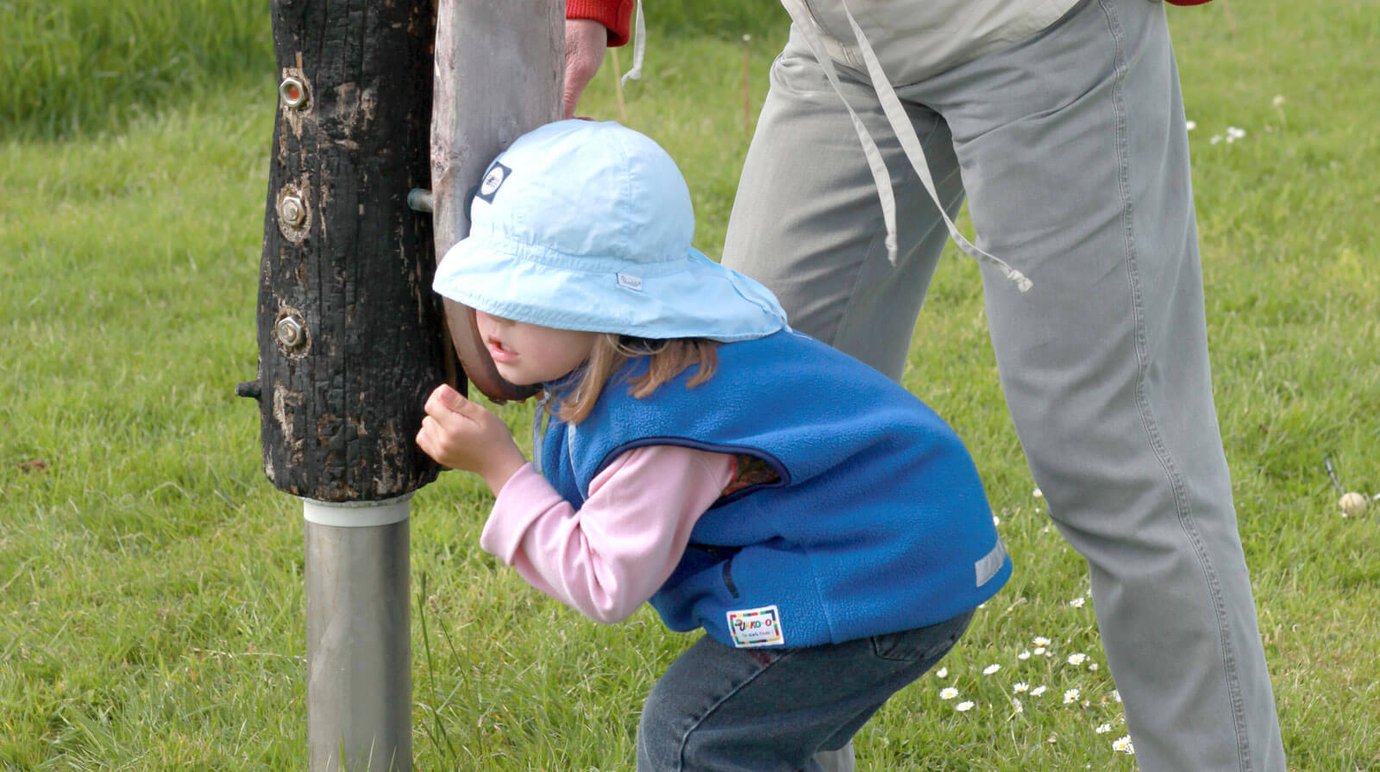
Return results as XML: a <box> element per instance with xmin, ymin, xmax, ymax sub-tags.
<box><xmin>433</xmin><ymin>236</ymin><xmax>787</xmax><ymax>342</ymax></box>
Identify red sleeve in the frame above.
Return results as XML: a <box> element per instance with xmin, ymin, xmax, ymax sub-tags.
<box><xmin>567</xmin><ymin>0</ymin><xmax>636</xmax><ymax>47</ymax></box>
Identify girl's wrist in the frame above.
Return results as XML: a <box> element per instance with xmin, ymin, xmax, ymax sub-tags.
<box><xmin>481</xmin><ymin>448</ymin><xmax>527</xmax><ymax>494</ymax></box>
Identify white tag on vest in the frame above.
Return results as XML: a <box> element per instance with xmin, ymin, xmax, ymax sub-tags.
<box><xmin>726</xmin><ymin>605</ymin><xmax>785</xmax><ymax>648</ymax></box>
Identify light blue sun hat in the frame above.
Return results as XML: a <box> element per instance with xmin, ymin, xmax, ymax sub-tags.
<box><xmin>432</xmin><ymin>120</ymin><xmax>788</xmax><ymax>341</ymax></box>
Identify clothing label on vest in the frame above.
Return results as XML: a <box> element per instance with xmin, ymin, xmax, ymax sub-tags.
<box><xmin>975</xmin><ymin>539</ymin><xmax>1008</xmax><ymax>588</ymax></box>
<box><xmin>726</xmin><ymin>605</ymin><xmax>785</xmax><ymax>648</ymax></box>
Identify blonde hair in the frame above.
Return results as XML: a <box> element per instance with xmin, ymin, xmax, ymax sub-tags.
<box><xmin>555</xmin><ymin>335</ymin><xmax>718</xmax><ymax>424</ymax></box>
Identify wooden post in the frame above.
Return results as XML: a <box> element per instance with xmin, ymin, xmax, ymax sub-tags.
<box><xmin>430</xmin><ymin>0</ymin><xmax>565</xmax><ymax>402</ymax></box>
<box><xmin>249</xmin><ymin>1</ymin><xmax>444</xmax><ymax>769</ymax></box>
<box><xmin>245</xmin><ymin>0</ymin><xmax>565</xmax><ymax>766</ymax></box>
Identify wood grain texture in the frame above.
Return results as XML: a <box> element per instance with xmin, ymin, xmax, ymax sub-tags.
<box><xmin>431</xmin><ymin>0</ymin><xmax>564</xmax><ymax>403</ymax></box>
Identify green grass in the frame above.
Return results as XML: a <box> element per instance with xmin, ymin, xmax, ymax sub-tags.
<box><xmin>2</xmin><ymin>0</ymin><xmax>1378</xmax><ymax>768</ymax></box>
<box><xmin>0</xmin><ymin>0</ymin><xmax>273</xmax><ymax>140</ymax></box>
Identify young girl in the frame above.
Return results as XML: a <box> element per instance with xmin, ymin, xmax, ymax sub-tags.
<box><xmin>416</xmin><ymin>120</ymin><xmax>1011</xmax><ymax>770</ymax></box>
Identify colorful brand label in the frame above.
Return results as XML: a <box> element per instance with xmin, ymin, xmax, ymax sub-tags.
<box><xmin>726</xmin><ymin>605</ymin><xmax>784</xmax><ymax>648</ymax></box>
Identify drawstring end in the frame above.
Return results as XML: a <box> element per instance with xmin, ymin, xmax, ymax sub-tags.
<box><xmin>1003</xmin><ymin>265</ymin><xmax>1034</xmax><ymax>293</ymax></box>
<box><xmin>620</xmin><ymin>0</ymin><xmax>647</xmax><ymax>85</ymax></box>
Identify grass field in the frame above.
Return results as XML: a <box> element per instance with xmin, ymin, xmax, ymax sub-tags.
<box><xmin>2</xmin><ymin>0</ymin><xmax>1378</xmax><ymax>768</ymax></box>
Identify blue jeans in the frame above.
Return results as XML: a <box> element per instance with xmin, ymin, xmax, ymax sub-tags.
<box><xmin>636</xmin><ymin>611</ymin><xmax>972</xmax><ymax>771</ymax></box>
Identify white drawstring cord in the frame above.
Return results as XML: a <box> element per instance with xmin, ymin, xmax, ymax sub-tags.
<box><xmin>621</xmin><ymin>0</ymin><xmax>647</xmax><ymax>85</ymax></box>
<box><xmin>781</xmin><ymin>0</ymin><xmax>1033</xmax><ymax>291</ymax></box>
<box><xmin>779</xmin><ymin>0</ymin><xmax>900</xmax><ymax>263</ymax></box>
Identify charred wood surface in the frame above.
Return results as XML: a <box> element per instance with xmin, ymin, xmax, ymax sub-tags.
<box><xmin>256</xmin><ymin>0</ymin><xmax>450</xmax><ymax>501</ymax></box>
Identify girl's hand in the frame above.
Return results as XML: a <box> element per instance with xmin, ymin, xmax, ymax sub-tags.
<box><xmin>417</xmin><ymin>384</ymin><xmax>527</xmax><ymax>493</ymax></box>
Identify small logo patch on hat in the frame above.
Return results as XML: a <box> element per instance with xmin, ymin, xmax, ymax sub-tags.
<box><xmin>476</xmin><ymin>162</ymin><xmax>511</xmax><ymax>202</ymax></box>
<box><xmin>616</xmin><ymin>273</ymin><xmax>643</xmax><ymax>291</ymax></box>
<box><xmin>726</xmin><ymin>605</ymin><xmax>784</xmax><ymax>648</ymax></box>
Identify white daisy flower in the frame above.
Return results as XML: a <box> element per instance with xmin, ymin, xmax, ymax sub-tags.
<box><xmin>993</xmin><ymin>515</ymin><xmax>1001</xmax><ymax>527</ymax></box>
<box><xmin>1033</xmin><ymin>488</ymin><xmax>1044</xmax><ymax>499</ymax></box>
<box><xmin>1069</xmin><ymin>597</ymin><xmax>1086</xmax><ymax>608</ymax></box>
<box><xmin>1063</xmin><ymin>688</ymin><xmax>1080</xmax><ymax>705</ymax></box>
<box><xmin>1113</xmin><ymin>735</ymin><xmax>1135</xmax><ymax>755</ymax></box>
<box><xmin>983</xmin><ymin>664</ymin><xmax>1001</xmax><ymax>675</ymax></box>
<box><xmin>1089</xmin><ymin>663</ymin><xmax>1099</xmax><ymax>671</ymax></box>
<box><xmin>1112</xmin><ymin>690</ymin><xmax>1122</xmax><ymax>703</ymax></box>
<box><xmin>940</xmin><ymin>687</ymin><xmax>959</xmax><ymax>700</ymax></box>
<box><xmin>935</xmin><ymin>667</ymin><xmax>948</xmax><ymax>678</ymax></box>
<box><xmin>1210</xmin><ymin>134</ymin><xmax>1223</xmax><ymax>145</ymax></box>
<box><xmin>1013</xmin><ymin>682</ymin><xmax>1030</xmax><ymax>694</ymax></box>
<box><xmin>956</xmin><ymin>701</ymin><xmax>975</xmax><ymax>712</ymax></box>
<box><xmin>1067</xmin><ymin>653</ymin><xmax>1088</xmax><ymax>666</ymax></box>
<box><xmin>1033</xmin><ymin>636</ymin><xmax>1051</xmax><ymax>646</ymax></box>
<box><xmin>1033</xmin><ymin>646</ymin><xmax>1046</xmax><ymax>656</ymax></box>
<box><xmin>1017</xmin><ymin>650</ymin><xmax>1031</xmax><ymax>661</ymax></box>
<box><xmin>1096</xmin><ymin>723</ymin><xmax>1112</xmax><ymax>734</ymax></box>
<box><xmin>1012</xmin><ymin>698</ymin><xmax>1024</xmax><ymax>714</ymax></box>
<box><xmin>1186</xmin><ymin>120</ymin><xmax>1197</xmax><ymax>131</ymax></box>
<box><xmin>1030</xmin><ymin>685</ymin><xmax>1048</xmax><ymax>697</ymax></box>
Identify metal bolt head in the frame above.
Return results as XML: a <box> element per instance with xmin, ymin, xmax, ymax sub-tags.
<box><xmin>279</xmin><ymin>77</ymin><xmax>309</xmax><ymax>108</ymax></box>
<box><xmin>275</xmin><ymin>316</ymin><xmax>306</xmax><ymax>349</ymax></box>
<box><xmin>279</xmin><ymin>194</ymin><xmax>306</xmax><ymax>227</ymax></box>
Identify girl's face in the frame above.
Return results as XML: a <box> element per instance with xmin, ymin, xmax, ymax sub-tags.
<box><xmin>475</xmin><ymin>311</ymin><xmax>597</xmax><ymax>386</ymax></box>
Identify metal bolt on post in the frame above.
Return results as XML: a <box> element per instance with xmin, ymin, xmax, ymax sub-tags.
<box><xmin>280</xmin><ymin>76</ymin><xmax>310</xmax><ymax>109</ymax></box>
<box><xmin>275</xmin><ymin>315</ymin><xmax>306</xmax><ymax>350</ymax></box>
<box><xmin>279</xmin><ymin>194</ymin><xmax>307</xmax><ymax>227</ymax></box>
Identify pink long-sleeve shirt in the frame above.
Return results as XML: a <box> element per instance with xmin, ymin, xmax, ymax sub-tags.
<box><xmin>480</xmin><ymin>445</ymin><xmax>736</xmax><ymax>623</ymax></box>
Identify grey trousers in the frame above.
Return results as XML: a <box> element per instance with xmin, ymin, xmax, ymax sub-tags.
<box><xmin>721</xmin><ymin>0</ymin><xmax>1285</xmax><ymax>769</ymax></box>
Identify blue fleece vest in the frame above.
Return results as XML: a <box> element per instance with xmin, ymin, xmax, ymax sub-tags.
<box><xmin>539</xmin><ymin>330</ymin><xmax>1011</xmax><ymax>649</ymax></box>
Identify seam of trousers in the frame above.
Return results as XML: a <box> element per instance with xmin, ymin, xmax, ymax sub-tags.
<box><xmin>1098</xmin><ymin>0</ymin><xmax>1251</xmax><ymax>768</ymax></box>
<box><xmin>671</xmin><ymin>648</ymin><xmax>856</xmax><ymax>770</ymax></box>
<box><xmin>671</xmin><ymin>648</ymin><xmax>784</xmax><ymax>769</ymax></box>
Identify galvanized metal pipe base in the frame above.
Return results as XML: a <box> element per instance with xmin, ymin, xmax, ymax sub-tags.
<box><xmin>303</xmin><ymin>496</ymin><xmax>411</xmax><ymax>771</ymax></box>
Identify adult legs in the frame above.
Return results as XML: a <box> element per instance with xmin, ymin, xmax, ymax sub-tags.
<box><xmin>918</xmin><ymin>0</ymin><xmax>1284</xmax><ymax>768</ymax></box>
<box><xmin>722</xmin><ymin>30</ymin><xmax>964</xmax><ymax>381</ymax></box>
<box><xmin>723</xmin><ymin>0</ymin><xmax>1284</xmax><ymax>768</ymax></box>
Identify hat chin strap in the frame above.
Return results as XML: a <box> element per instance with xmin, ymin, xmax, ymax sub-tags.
<box><xmin>442</xmin><ymin>298</ymin><xmax>540</xmax><ymax>403</ymax></box>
